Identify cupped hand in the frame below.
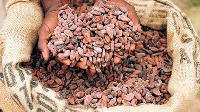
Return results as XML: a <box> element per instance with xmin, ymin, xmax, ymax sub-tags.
<box><xmin>38</xmin><ymin>0</ymin><xmax>97</xmax><ymax>76</ymax></box>
<box><xmin>95</xmin><ymin>0</ymin><xmax>141</xmax><ymax>32</ymax></box>
<box><xmin>118</xmin><ymin>0</ymin><xmax>141</xmax><ymax>32</ymax></box>
<box><xmin>38</xmin><ymin>0</ymin><xmax>141</xmax><ymax>75</ymax></box>
<box><xmin>38</xmin><ymin>0</ymin><xmax>95</xmax><ymax>73</ymax></box>
<box><xmin>38</xmin><ymin>1</ymin><xmax>71</xmax><ymax>65</ymax></box>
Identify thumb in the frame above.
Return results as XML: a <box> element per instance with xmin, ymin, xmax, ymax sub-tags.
<box><xmin>129</xmin><ymin>13</ymin><xmax>142</xmax><ymax>33</ymax></box>
<box><xmin>38</xmin><ymin>11</ymin><xmax>58</xmax><ymax>61</ymax></box>
<box><xmin>74</xmin><ymin>0</ymin><xmax>83</xmax><ymax>6</ymax></box>
<box><xmin>126</xmin><ymin>4</ymin><xmax>142</xmax><ymax>32</ymax></box>
<box><xmin>94</xmin><ymin>0</ymin><xmax>101</xmax><ymax>6</ymax></box>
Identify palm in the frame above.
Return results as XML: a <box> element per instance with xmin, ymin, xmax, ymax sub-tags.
<box><xmin>38</xmin><ymin>11</ymin><xmax>58</xmax><ymax>61</ymax></box>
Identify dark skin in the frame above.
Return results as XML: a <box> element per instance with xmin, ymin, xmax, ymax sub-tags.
<box><xmin>38</xmin><ymin>0</ymin><xmax>141</xmax><ymax>72</ymax></box>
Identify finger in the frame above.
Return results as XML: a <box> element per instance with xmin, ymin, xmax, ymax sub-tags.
<box><xmin>109</xmin><ymin>0</ymin><xmax>141</xmax><ymax>32</ymax></box>
<box><xmin>94</xmin><ymin>0</ymin><xmax>101</xmax><ymax>6</ymax></box>
<box><xmin>56</xmin><ymin>57</ymin><xmax>71</xmax><ymax>65</ymax></box>
<box><xmin>61</xmin><ymin>0</ymin><xmax>71</xmax><ymax>6</ymax></box>
<box><xmin>38</xmin><ymin>24</ymin><xmax>51</xmax><ymax>61</ymax></box>
<box><xmin>38</xmin><ymin>13</ymin><xmax>58</xmax><ymax>61</ymax></box>
<box><xmin>94</xmin><ymin>2</ymin><xmax>98</xmax><ymax>6</ymax></box>
<box><xmin>136</xmin><ymin>24</ymin><xmax>142</xmax><ymax>33</ymax></box>
<box><xmin>38</xmin><ymin>40</ymin><xmax>50</xmax><ymax>61</ymax></box>
<box><xmin>128</xmin><ymin>11</ymin><xmax>142</xmax><ymax>32</ymax></box>
<box><xmin>125</xmin><ymin>4</ymin><xmax>141</xmax><ymax>32</ymax></box>
<box><xmin>74</xmin><ymin>0</ymin><xmax>83</xmax><ymax>6</ymax></box>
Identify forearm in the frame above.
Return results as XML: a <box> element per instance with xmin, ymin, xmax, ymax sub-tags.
<box><xmin>41</xmin><ymin>0</ymin><xmax>69</xmax><ymax>13</ymax></box>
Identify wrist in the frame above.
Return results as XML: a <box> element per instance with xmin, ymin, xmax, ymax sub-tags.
<box><xmin>41</xmin><ymin>0</ymin><xmax>69</xmax><ymax>13</ymax></box>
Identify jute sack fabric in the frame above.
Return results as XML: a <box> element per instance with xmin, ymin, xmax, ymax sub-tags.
<box><xmin>0</xmin><ymin>0</ymin><xmax>6</xmax><ymax>29</ymax></box>
<box><xmin>0</xmin><ymin>0</ymin><xmax>200</xmax><ymax>112</ymax></box>
<box><xmin>0</xmin><ymin>0</ymin><xmax>43</xmax><ymax>111</ymax></box>
<box><xmin>0</xmin><ymin>0</ymin><xmax>24</xmax><ymax>111</ymax></box>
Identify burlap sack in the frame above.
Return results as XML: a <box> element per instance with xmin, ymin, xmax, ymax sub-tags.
<box><xmin>0</xmin><ymin>0</ymin><xmax>25</xmax><ymax>111</ymax></box>
<box><xmin>0</xmin><ymin>0</ymin><xmax>6</xmax><ymax>29</ymax></box>
<box><xmin>0</xmin><ymin>0</ymin><xmax>42</xmax><ymax>111</ymax></box>
<box><xmin>0</xmin><ymin>0</ymin><xmax>200</xmax><ymax>112</ymax></box>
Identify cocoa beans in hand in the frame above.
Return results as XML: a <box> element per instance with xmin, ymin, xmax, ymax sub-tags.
<box><xmin>22</xmin><ymin>0</ymin><xmax>172</xmax><ymax>109</ymax></box>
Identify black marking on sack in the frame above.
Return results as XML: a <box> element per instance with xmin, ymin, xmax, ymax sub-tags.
<box><xmin>161</xmin><ymin>21</ymin><xmax>166</xmax><ymax>29</ymax></box>
<box><xmin>182</xmin><ymin>15</ymin><xmax>199</xmax><ymax>41</ymax></box>
<box><xmin>196</xmin><ymin>62</ymin><xmax>200</xmax><ymax>84</ymax></box>
<box><xmin>181</xmin><ymin>15</ymin><xmax>189</xmax><ymax>29</ymax></box>
<box><xmin>172</xmin><ymin>12</ymin><xmax>180</xmax><ymax>35</ymax></box>
<box><xmin>37</xmin><ymin>93</ymin><xmax>57</xmax><ymax>112</ymax></box>
<box><xmin>180</xmin><ymin>48</ymin><xmax>190</xmax><ymax>64</ymax></box>
<box><xmin>183</xmin><ymin>15</ymin><xmax>195</xmax><ymax>34</ymax></box>
<box><xmin>195</xmin><ymin>34</ymin><xmax>200</xmax><ymax>48</ymax></box>
<box><xmin>15</xmin><ymin>63</ymin><xmax>25</xmax><ymax>81</ymax></box>
<box><xmin>136</xmin><ymin>9</ymin><xmax>145</xmax><ymax>14</ymax></box>
<box><xmin>65</xmin><ymin>106</ymin><xmax>81</xmax><ymax>112</ymax></box>
<box><xmin>42</xmin><ymin>86</ymin><xmax>49</xmax><ymax>92</ymax></box>
<box><xmin>72</xmin><ymin>105</ymin><xmax>88</xmax><ymax>109</ymax></box>
<box><xmin>195</xmin><ymin>36</ymin><xmax>200</xmax><ymax>61</ymax></box>
<box><xmin>4</xmin><ymin>62</ymin><xmax>17</xmax><ymax>87</ymax></box>
<box><xmin>65</xmin><ymin>104</ymin><xmax>90</xmax><ymax>112</ymax></box>
<box><xmin>24</xmin><ymin>68</ymin><xmax>32</xmax><ymax>76</ymax></box>
<box><xmin>136</xmin><ymin>0</ymin><xmax>149</xmax><ymax>1</ymax></box>
<box><xmin>37</xmin><ymin>108</ymin><xmax>45</xmax><ymax>112</ymax></box>
<box><xmin>154</xmin><ymin>2</ymin><xmax>168</xmax><ymax>8</ymax></box>
<box><xmin>182</xmin><ymin>14</ymin><xmax>199</xmax><ymax>47</ymax></box>
<box><xmin>181</xmin><ymin>34</ymin><xmax>192</xmax><ymax>43</ymax></box>
<box><xmin>31</xmin><ymin>81</ymin><xmax>39</xmax><ymax>88</ymax></box>
<box><xmin>20</xmin><ymin>83</ymin><xmax>33</xmax><ymax>110</ymax></box>
<box><xmin>12</xmin><ymin>94</ymin><xmax>23</xmax><ymax>106</ymax></box>
<box><xmin>155</xmin><ymin>0</ymin><xmax>174</xmax><ymax>8</ymax></box>
<box><xmin>138</xmin><ymin>15</ymin><xmax>144</xmax><ymax>19</ymax></box>
<box><xmin>131</xmin><ymin>3</ymin><xmax>147</xmax><ymax>7</ymax></box>
<box><xmin>197</xmin><ymin>79</ymin><xmax>200</xmax><ymax>84</ymax></box>
<box><xmin>0</xmin><ymin>72</ymin><xmax>4</xmax><ymax>84</ymax></box>
<box><xmin>147</xmin><ymin>19</ymin><xmax>164</xmax><ymax>28</ymax></box>
<box><xmin>149</xmin><ymin>9</ymin><xmax>168</xmax><ymax>18</ymax></box>
<box><xmin>55</xmin><ymin>94</ymin><xmax>64</xmax><ymax>100</ymax></box>
<box><xmin>181</xmin><ymin>14</ymin><xmax>200</xmax><ymax>48</ymax></box>
<box><xmin>147</xmin><ymin>19</ymin><xmax>154</xmax><ymax>25</ymax></box>
<box><xmin>135</xmin><ymin>10</ymin><xmax>145</xmax><ymax>18</ymax></box>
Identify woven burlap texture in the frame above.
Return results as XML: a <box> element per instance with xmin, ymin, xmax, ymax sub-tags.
<box><xmin>0</xmin><ymin>0</ymin><xmax>6</xmax><ymax>29</ymax></box>
<box><xmin>0</xmin><ymin>0</ymin><xmax>200</xmax><ymax>112</ymax></box>
<box><xmin>0</xmin><ymin>0</ymin><xmax>42</xmax><ymax>111</ymax></box>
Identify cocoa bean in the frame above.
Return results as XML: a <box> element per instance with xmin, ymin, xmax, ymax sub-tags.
<box><xmin>118</xmin><ymin>15</ymin><xmax>130</xmax><ymax>22</ymax></box>
<box><xmin>24</xmin><ymin>0</ymin><xmax>172</xmax><ymax>109</ymax></box>
<box><xmin>84</xmin><ymin>95</ymin><xmax>93</xmax><ymax>106</ymax></box>
<box><xmin>152</xmin><ymin>88</ymin><xmax>161</xmax><ymax>96</ymax></box>
<box><xmin>68</xmin><ymin>97</ymin><xmax>75</xmax><ymax>104</ymax></box>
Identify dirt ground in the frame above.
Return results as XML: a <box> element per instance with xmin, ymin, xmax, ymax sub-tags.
<box><xmin>170</xmin><ymin>0</ymin><xmax>200</xmax><ymax>36</ymax></box>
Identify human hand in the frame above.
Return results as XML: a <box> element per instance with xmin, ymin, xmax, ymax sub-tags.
<box><xmin>38</xmin><ymin>0</ymin><xmax>95</xmax><ymax>74</ymax></box>
<box><xmin>38</xmin><ymin>0</ymin><xmax>72</xmax><ymax>65</ymax></box>
<box><xmin>38</xmin><ymin>0</ymin><xmax>141</xmax><ymax>75</ymax></box>
<box><xmin>95</xmin><ymin>0</ymin><xmax>141</xmax><ymax>32</ymax></box>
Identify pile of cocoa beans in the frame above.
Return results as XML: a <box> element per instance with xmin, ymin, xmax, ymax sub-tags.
<box><xmin>22</xmin><ymin>0</ymin><xmax>172</xmax><ymax>108</ymax></box>
<box><xmin>48</xmin><ymin>0</ymin><xmax>141</xmax><ymax>74</ymax></box>
<box><xmin>23</xmin><ymin>29</ymin><xmax>172</xmax><ymax>108</ymax></box>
